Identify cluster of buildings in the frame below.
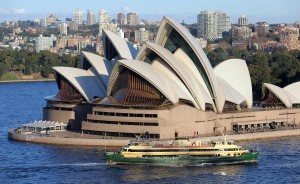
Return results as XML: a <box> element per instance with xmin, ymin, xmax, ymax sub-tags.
<box><xmin>1</xmin><ymin>9</ymin><xmax>300</xmax><ymax>55</ymax></box>
<box><xmin>1</xmin><ymin>9</ymin><xmax>156</xmax><ymax>55</ymax></box>
<box><xmin>41</xmin><ymin>16</ymin><xmax>300</xmax><ymax>140</ymax></box>
<box><xmin>196</xmin><ymin>10</ymin><xmax>300</xmax><ymax>51</ymax></box>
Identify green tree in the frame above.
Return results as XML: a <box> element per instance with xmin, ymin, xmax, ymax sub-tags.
<box><xmin>207</xmin><ymin>48</ymin><xmax>229</xmax><ymax>67</ymax></box>
<box><xmin>40</xmin><ymin>65</ymin><xmax>51</xmax><ymax>78</ymax></box>
<box><xmin>248</xmin><ymin>51</ymin><xmax>272</xmax><ymax>100</ymax></box>
<box><xmin>0</xmin><ymin>62</ymin><xmax>8</xmax><ymax>78</ymax></box>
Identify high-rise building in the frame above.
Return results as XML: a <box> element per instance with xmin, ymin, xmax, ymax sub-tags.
<box><xmin>127</xmin><ymin>12</ymin><xmax>139</xmax><ymax>26</ymax></box>
<box><xmin>117</xmin><ymin>13</ymin><xmax>127</xmax><ymax>25</ymax></box>
<box><xmin>69</xmin><ymin>21</ymin><xmax>78</xmax><ymax>31</ymax></box>
<box><xmin>197</xmin><ymin>10</ymin><xmax>231</xmax><ymax>40</ymax></box>
<box><xmin>35</xmin><ymin>34</ymin><xmax>56</xmax><ymax>52</ymax></box>
<box><xmin>231</xmin><ymin>25</ymin><xmax>252</xmax><ymax>40</ymax></box>
<box><xmin>59</xmin><ymin>23</ymin><xmax>68</xmax><ymax>36</ymax></box>
<box><xmin>99</xmin><ymin>9</ymin><xmax>111</xmax><ymax>36</ymax></box>
<box><xmin>135</xmin><ymin>28</ymin><xmax>149</xmax><ymax>43</ymax></box>
<box><xmin>40</xmin><ymin>18</ymin><xmax>47</xmax><ymax>27</ymax></box>
<box><xmin>117</xmin><ymin>28</ymin><xmax>124</xmax><ymax>38</ymax></box>
<box><xmin>255</xmin><ymin>22</ymin><xmax>269</xmax><ymax>34</ymax></box>
<box><xmin>46</xmin><ymin>14</ymin><xmax>58</xmax><ymax>26</ymax></box>
<box><xmin>87</xmin><ymin>10</ymin><xmax>96</xmax><ymax>26</ymax></box>
<box><xmin>238</xmin><ymin>15</ymin><xmax>248</xmax><ymax>25</ymax></box>
<box><xmin>73</xmin><ymin>9</ymin><xmax>83</xmax><ymax>25</ymax></box>
<box><xmin>33</xmin><ymin>19</ymin><xmax>40</xmax><ymax>26</ymax></box>
<box><xmin>107</xmin><ymin>22</ymin><xmax>118</xmax><ymax>33</ymax></box>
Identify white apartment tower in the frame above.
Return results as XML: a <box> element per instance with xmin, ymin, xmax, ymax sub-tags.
<box><xmin>87</xmin><ymin>10</ymin><xmax>96</xmax><ymax>26</ymax></box>
<box><xmin>99</xmin><ymin>9</ymin><xmax>111</xmax><ymax>36</ymax></box>
<box><xmin>238</xmin><ymin>15</ymin><xmax>248</xmax><ymax>25</ymax></box>
<box><xmin>40</xmin><ymin>18</ymin><xmax>47</xmax><ymax>27</ymax></box>
<box><xmin>197</xmin><ymin>10</ymin><xmax>231</xmax><ymax>40</ymax></box>
<box><xmin>35</xmin><ymin>34</ymin><xmax>56</xmax><ymax>52</ymax></box>
<box><xmin>59</xmin><ymin>23</ymin><xmax>68</xmax><ymax>36</ymax></box>
<box><xmin>73</xmin><ymin>9</ymin><xmax>83</xmax><ymax>25</ymax></box>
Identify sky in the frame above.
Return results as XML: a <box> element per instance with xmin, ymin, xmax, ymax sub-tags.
<box><xmin>0</xmin><ymin>0</ymin><xmax>299</xmax><ymax>24</ymax></box>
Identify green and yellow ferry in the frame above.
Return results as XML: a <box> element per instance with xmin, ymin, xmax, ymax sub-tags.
<box><xmin>104</xmin><ymin>136</ymin><xmax>258</xmax><ymax>166</ymax></box>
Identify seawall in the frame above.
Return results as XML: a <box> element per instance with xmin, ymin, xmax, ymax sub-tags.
<box><xmin>192</xmin><ymin>129</ymin><xmax>300</xmax><ymax>142</ymax></box>
<box><xmin>8</xmin><ymin>128</ymin><xmax>300</xmax><ymax>147</ymax></box>
<box><xmin>8</xmin><ymin>131</ymin><xmax>131</xmax><ymax>146</ymax></box>
<box><xmin>0</xmin><ymin>79</ymin><xmax>55</xmax><ymax>83</ymax></box>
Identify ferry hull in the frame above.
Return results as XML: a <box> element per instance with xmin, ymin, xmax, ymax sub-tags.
<box><xmin>104</xmin><ymin>152</ymin><xmax>259</xmax><ymax>166</ymax></box>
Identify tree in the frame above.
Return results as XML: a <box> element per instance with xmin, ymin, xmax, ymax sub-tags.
<box><xmin>17</xmin><ymin>64</ymin><xmax>25</xmax><ymax>72</ymax></box>
<box><xmin>40</xmin><ymin>65</ymin><xmax>51</xmax><ymax>78</ymax></box>
<box><xmin>0</xmin><ymin>62</ymin><xmax>8</xmax><ymax>78</ymax></box>
<box><xmin>248</xmin><ymin>51</ymin><xmax>272</xmax><ymax>100</ymax></box>
<box><xmin>269</xmin><ymin>49</ymin><xmax>299</xmax><ymax>86</ymax></box>
<box><xmin>207</xmin><ymin>48</ymin><xmax>229</xmax><ymax>67</ymax></box>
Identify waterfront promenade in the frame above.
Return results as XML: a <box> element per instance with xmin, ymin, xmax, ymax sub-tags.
<box><xmin>8</xmin><ymin>128</ymin><xmax>300</xmax><ymax>147</ymax></box>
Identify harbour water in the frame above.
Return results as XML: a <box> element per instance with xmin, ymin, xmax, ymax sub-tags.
<box><xmin>1</xmin><ymin>81</ymin><xmax>300</xmax><ymax>183</ymax></box>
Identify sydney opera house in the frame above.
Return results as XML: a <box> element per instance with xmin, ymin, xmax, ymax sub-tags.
<box><xmin>43</xmin><ymin>16</ymin><xmax>300</xmax><ymax>139</ymax></box>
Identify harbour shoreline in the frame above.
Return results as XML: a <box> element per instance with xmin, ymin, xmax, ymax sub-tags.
<box><xmin>0</xmin><ymin>79</ymin><xmax>55</xmax><ymax>83</ymax></box>
<box><xmin>8</xmin><ymin>128</ymin><xmax>300</xmax><ymax>147</ymax></box>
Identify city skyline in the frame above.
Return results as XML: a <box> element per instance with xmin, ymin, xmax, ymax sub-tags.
<box><xmin>1</xmin><ymin>0</ymin><xmax>299</xmax><ymax>24</ymax></box>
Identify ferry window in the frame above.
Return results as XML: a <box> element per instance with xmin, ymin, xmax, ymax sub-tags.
<box><xmin>107</xmin><ymin>112</ymin><xmax>115</xmax><ymax>116</ymax></box>
<box><xmin>116</xmin><ymin>113</ymin><xmax>128</xmax><ymax>117</ymax></box>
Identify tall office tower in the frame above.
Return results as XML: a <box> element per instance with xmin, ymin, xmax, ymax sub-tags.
<box><xmin>73</xmin><ymin>9</ymin><xmax>83</xmax><ymax>25</ymax></box>
<box><xmin>59</xmin><ymin>23</ymin><xmax>68</xmax><ymax>36</ymax></box>
<box><xmin>197</xmin><ymin>10</ymin><xmax>231</xmax><ymax>40</ymax></box>
<box><xmin>99</xmin><ymin>9</ymin><xmax>110</xmax><ymax>36</ymax></box>
<box><xmin>238</xmin><ymin>15</ymin><xmax>248</xmax><ymax>25</ymax></box>
<box><xmin>87</xmin><ymin>10</ymin><xmax>96</xmax><ymax>26</ymax></box>
<box><xmin>117</xmin><ymin>12</ymin><xmax>127</xmax><ymax>25</ymax></box>
<box><xmin>127</xmin><ymin>12</ymin><xmax>139</xmax><ymax>26</ymax></box>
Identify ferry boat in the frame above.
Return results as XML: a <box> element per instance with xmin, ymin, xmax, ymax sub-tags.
<box><xmin>104</xmin><ymin>135</ymin><xmax>259</xmax><ymax>166</ymax></box>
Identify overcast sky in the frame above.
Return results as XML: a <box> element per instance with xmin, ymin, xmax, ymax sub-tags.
<box><xmin>1</xmin><ymin>0</ymin><xmax>299</xmax><ymax>24</ymax></box>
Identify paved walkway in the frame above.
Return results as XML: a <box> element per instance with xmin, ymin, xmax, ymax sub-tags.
<box><xmin>8</xmin><ymin>126</ymin><xmax>300</xmax><ymax>147</ymax></box>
